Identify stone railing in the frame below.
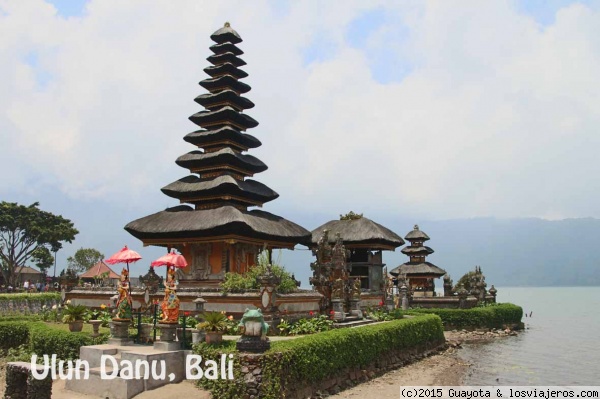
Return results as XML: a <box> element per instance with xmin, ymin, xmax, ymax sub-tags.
<box><xmin>0</xmin><ymin>295</ymin><xmax>61</xmax><ymax>315</ymax></box>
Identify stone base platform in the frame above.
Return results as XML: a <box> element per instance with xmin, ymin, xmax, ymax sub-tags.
<box><xmin>65</xmin><ymin>343</ymin><xmax>192</xmax><ymax>399</ymax></box>
<box><xmin>236</xmin><ymin>336</ymin><xmax>270</xmax><ymax>353</ymax></box>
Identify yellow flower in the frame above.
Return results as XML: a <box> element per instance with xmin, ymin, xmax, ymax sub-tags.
<box><xmin>100</xmin><ymin>304</ymin><xmax>107</xmax><ymax>310</ymax></box>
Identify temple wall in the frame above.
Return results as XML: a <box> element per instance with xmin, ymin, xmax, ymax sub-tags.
<box><xmin>411</xmin><ymin>296</ymin><xmax>479</xmax><ymax>309</ymax></box>
<box><xmin>65</xmin><ymin>288</ymin><xmax>323</xmax><ymax>318</ymax></box>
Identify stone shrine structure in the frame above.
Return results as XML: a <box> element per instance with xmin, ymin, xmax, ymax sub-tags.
<box><xmin>310</xmin><ymin>213</ymin><xmax>404</xmax><ymax>309</ymax></box>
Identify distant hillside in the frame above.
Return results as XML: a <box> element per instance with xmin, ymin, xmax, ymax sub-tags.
<box><xmin>283</xmin><ymin>217</ymin><xmax>600</xmax><ymax>288</ymax></box>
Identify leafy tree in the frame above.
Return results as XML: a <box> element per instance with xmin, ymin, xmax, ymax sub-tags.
<box><xmin>0</xmin><ymin>202</ymin><xmax>78</xmax><ymax>286</ymax></box>
<box><xmin>30</xmin><ymin>246</ymin><xmax>54</xmax><ymax>274</ymax></box>
<box><xmin>220</xmin><ymin>250</ymin><xmax>299</xmax><ymax>294</ymax></box>
<box><xmin>67</xmin><ymin>247</ymin><xmax>104</xmax><ymax>273</ymax></box>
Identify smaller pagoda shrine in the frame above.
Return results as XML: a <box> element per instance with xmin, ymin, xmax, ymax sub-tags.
<box><xmin>390</xmin><ymin>225</ymin><xmax>446</xmax><ymax>297</ymax></box>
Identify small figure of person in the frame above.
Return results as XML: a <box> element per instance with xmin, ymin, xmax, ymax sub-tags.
<box><xmin>113</xmin><ymin>268</ymin><xmax>132</xmax><ymax>321</ymax></box>
<box><xmin>160</xmin><ymin>267</ymin><xmax>180</xmax><ymax>323</ymax></box>
<box><xmin>23</xmin><ymin>280</ymin><xmax>30</xmax><ymax>291</ymax></box>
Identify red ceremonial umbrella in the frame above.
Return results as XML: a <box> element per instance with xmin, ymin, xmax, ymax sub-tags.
<box><xmin>105</xmin><ymin>245</ymin><xmax>142</xmax><ymax>293</ymax></box>
<box><xmin>151</xmin><ymin>250</ymin><xmax>187</xmax><ymax>279</ymax></box>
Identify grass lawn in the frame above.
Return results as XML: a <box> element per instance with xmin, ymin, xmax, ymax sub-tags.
<box><xmin>41</xmin><ymin>321</ymin><xmax>111</xmax><ymax>335</ymax></box>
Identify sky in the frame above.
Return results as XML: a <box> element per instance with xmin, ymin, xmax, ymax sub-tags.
<box><xmin>1</xmin><ymin>0</ymin><xmax>599</xmax><ymax>279</ymax></box>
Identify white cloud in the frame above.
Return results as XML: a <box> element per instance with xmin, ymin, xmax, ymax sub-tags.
<box><xmin>1</xmin><ymin>0</ymin><xmax>599</xmax><ymax>221</ymax></box>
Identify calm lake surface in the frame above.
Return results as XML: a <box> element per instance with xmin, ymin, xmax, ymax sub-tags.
<box><xmin>459</xmin><ymin>287</ymin><xmax>600</xmax><ymax>385</ymax></box>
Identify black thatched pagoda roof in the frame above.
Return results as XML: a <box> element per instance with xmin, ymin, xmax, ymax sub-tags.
<box><xmin>161</xmin><ymin>175</ymin><xmax>278</xmax><ymax>204</ymax></box>
<box><xmin>207</xmin><ymin>52</ymin><xmax>246</xmax><ymax>67</ymax></box>
<box><xmin>183</xmin><ymin>127</ymin><xmax>261</xmax><ymax>152</ymax></box>
<box><xmin>175</xmin><ymin>148</ymin><xmax>267</xmax><ymax>175</ymax></box>
<box><xmin>210</xmin><ymin>42</ymin><xmax>243</xmax><ymax>56</ymax></box>
<box><xmin>210</xmin><ymin>22</ymin><xmax>242</xmax><ymax>44</ymax></box>
<box><xmin>189</xmin><ymin>106</ymin><xmax>258</xmax><ymax>131</ymax></box>
<box><xmin>405</xmin><ymin>225</ymin><xmax>430</xmax><ymax>241</ymax></box>
<box><xmin>200</xmin><ymin>75</ymin><xmax>251</xmax><ymax>94</ymax></box>
<box><xmin>310</xmin><ymin>216</ymin><xmax>404</xmax><ymax>250</ymax></box>
<box><xmin>390</xmin><ymin>262</ymin><xmax>447</xmax><ymax>277</ymax></box>
<box><xmin>204</xmin><ymin>63</ymin><xmax>248</xmax><ymax>79</ymax></box>
<box><xmin>125</xmin><ymin>205</ymin><xmax>310</xmax><ymax>248</ymax></box>
<box><xmin>401</xmin><ymin>246</ymin><xmax>434</xmax><ymax>255</ymax></box>
<box><xmin>124</xmin><ymin>23</ymin><xmax>310</xmax><ymax>247</ymax></box>
<box><xmin>194</xmin><ymin>90</ymin><xmax>254</xmax><ymax>111</ymax></box>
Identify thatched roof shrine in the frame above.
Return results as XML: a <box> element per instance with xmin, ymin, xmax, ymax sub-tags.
<box><xmin>310</xmin><ymin>215</ymin><xmax>404</xmax><ymax>251</ymax></box>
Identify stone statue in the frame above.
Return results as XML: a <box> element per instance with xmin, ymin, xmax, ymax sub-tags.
<box><xmin>332</xmin><ymin>278</ymin><xmax>344</xmax><ymax>299</ymax></box>
<box><xmin>352</xmin><ymin>278</ymin><xmax>361</xmax><ymax>299</ymax></box>
<box><xmin>384</xmin><ymin>275</ymin><xmax>394</xmax><ymax>299</ymax></box>
<box><xmin>316</xmin><ymin>230</ymin><xmax>332</xmax><ymax>264</ymax></box>
<box><xmin>236</xmin><ymin>308</ymin><xmax>271</xmax><ymax>353</ymax></box>
<box><xmin>238</xmin><ymin>308</ymin><xmax>269</xmax><ymax>341</ymax></box>
<box><xmin>113</xmin><ymin>268</ymin><xmax>132</xmax><ymax>321</ymax></box>
<box><xmin>331</xmin><ymin>233</ymin><xmax>348</xmax><ymax>270</ymax></box>
<box><xmin>160</xmin><ymin>267</ymin><xmax>180</xmax><ymax>323</ymax></box>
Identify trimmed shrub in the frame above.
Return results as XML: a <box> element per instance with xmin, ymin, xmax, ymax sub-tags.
<box><xmin>406</xmin><ymin>303</ymin><xmax>523</xmax><ymax>330</ymax></box>
<box><xmin>28</xmin><ymin>322</ymin><xmax>95</xmax><ymax>360</ymax></box>
<box><xmin>0</xmin><ymin>319</ymin><xmax>109</xmax><ymax>360</ymax></box>
<box><xmin>0</xmin><ymin>321</ymin><xmax>31</xmax><ymax>352</ymax></box>
<box><xmin>264</xmin><ymin>314</ymin><xmax>443</xmax><ymax>387</ymax></box>
<box><xmin>193</xmin><ymin>314</ymin><xmax>445</xmax><ymax>399</ymax></box>
<box><xmin>193</xmin><ymin>341</ymin><xmax>246</xmax><ymax>398</ymax></box>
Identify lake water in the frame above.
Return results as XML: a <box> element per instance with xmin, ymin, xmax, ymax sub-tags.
<box><xmin>458</xmin><ymin>287</ymin><xmax>600</xmax><ymax>385</ymax></box>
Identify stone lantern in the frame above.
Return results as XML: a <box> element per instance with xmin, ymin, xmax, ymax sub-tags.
<box><xmin>193</xmin><ymin>297</ymin><xmax>206</xmax><ymax>314</ymax></box>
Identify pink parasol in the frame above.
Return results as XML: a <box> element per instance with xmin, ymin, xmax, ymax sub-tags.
<box><xmin>151</xmin><ymin>250</ymin><xmax>188</xmax><ymax>269</ymax></box>
<box><xmin>105</xmin><ymin>246</ymin><xmax>142</xmax><ymax>294</ymax></box>
<box><xmin>151</xmin><ymin>250</ymin><xmax>187</xmax><ymax>280</ymax></box>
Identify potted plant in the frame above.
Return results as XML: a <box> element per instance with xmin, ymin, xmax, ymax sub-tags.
<box><xmin>196</xmin><ymin>311</ymin><xmax>228</xmax><ymax>344</ymax></box>
<box><xmin>62</xmin><ymin>303</ymin><xmax>89</xmax><ymax>332</ymax></box>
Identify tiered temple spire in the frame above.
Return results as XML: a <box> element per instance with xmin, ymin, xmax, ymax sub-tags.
<box><xmin>391</xmin><ymin>225</ymin><xmax>446</xmax><ymax>296</ymax></box>
<box><xmin>164</xmin><ymin>22</ymin><xmax>274</xmax><ymax>210</ymax></box>
<box><xmin>125</xmin><ymin>23</ymin><xmax>309</xmax><ymax>257</ymax></box>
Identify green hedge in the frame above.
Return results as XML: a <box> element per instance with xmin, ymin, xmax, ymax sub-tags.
<box><xmin>0</xmin><ymin>320</ymin><xmax>108</xmax><ymax>360</ymax></box>
<box><xmin>406</xmin><ymin>303</ymin><xmax>523</xmax><ymax>330</ymax></box>
<box><xmin>193</xmin><ymin>314</ymin><xmax>445</xmax><ymax>399</ymax></box>
<box><xmin>193</xmin><ymin>341</ymin><xmax>247</xmax><ymax>398</ymax></box>
<box><xmin>28</xmin><ymin>322</ymin><xmax>105</xmax><ymax>360</ymax></box>
<box><xmin>0</xmin><ymin>321</ymin><xmax>31</xmax><ymax>352</ymax></box>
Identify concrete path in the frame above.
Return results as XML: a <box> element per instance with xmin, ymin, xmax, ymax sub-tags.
<box><xmin>52</xmin><ymin>378</ymin><xmax>211</xmax><ymax>399</ymax></box>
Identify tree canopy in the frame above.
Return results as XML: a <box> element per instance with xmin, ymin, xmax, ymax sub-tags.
<box><xmin>67</xmin><ymin>247</ymin><xmax>105</xmax><ymax>273</ymax></box>
<box><xmin>0</xmin><ymin>201</ymin><xmax>78</xmax><ymax>285</ymax></box>
<box><xmin>30</xmin><ymin>246</ymin><xmax>54</xmax><ymax>274</ymax></box>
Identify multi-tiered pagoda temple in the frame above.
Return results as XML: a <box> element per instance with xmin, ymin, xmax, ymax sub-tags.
<box><xmin>390</xmin><ymin>225</ymin><xmax>446</xmax><ymax>297</ymax></box>
<box><xmin>125</xmin><ymin>23</ymin><xmax>310</xmax><ymax>287</ymax></box>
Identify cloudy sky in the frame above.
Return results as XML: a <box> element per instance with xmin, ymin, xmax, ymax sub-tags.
<box><xmin>1</xmin><ymin>0</ymin><xmax>599</xmax><ymax>274</ymax></box>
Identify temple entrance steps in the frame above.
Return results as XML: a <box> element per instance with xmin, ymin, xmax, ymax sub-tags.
<box><xmin>64</xmin><ymin>344</ymin><xmax>189</xmax><ymax>399</ymax></box>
